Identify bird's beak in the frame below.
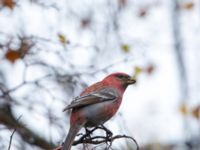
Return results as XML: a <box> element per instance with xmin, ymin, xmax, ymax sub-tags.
<box><xmin>127</xmin><ymin>77</ymin><xmax>136</xmax><ymax>85</ymax></box>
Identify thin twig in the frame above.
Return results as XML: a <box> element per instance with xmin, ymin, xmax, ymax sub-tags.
<box><xmin>8</xmin><ymin>115</ymin><xmax>22</xmax><ymax>150</ymax></box>
<box><xmin>8</xmin><ymin>128</ymin><xmax>16</xmax><ymax>150</ymax></box>
<box><xmin>54</xmin><ymin>125</ymin><xmax>139</xmax><ymax>150</ymax></box>
<box><xmin>73</xmin><ymin>126</ymin><xmax>139</xmax><ymax>150</ymax></box>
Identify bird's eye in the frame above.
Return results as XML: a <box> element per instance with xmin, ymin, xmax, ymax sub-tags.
<box><xmin>116</xmin><ymin>75</ymin><xmax>124</xmax><ymax>79</ymax></box>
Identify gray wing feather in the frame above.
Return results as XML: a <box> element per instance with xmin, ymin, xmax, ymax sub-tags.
<box><xmin>63</xmin><ymin>88</ymin><xmax>117</xmax><ymax>111</ymax></box>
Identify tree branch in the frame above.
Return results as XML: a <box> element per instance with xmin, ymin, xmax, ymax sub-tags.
<box><xmin>54</xmin><ymin>125</ymin><xmax>139</xmax><ymax>150</ymax></box>
<box><xmin>8</xmin><ymin>128</ymin><xmax>16</xmax><ymax>150</ymax></box>
<box><xmin>0</xmin><ymin>104</ymin><xmax>56</xmax><ymax>150</ymax></box>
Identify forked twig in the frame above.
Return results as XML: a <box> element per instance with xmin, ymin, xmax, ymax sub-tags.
<box><xmin>72</xmin><ymin>125</ymin><xmax>139</xmax><ymax>150</ymax></box>
<box><xmin>8</xmin><ymin>115</ymin><xmax>22</xmax><ymax>150</ymax></box>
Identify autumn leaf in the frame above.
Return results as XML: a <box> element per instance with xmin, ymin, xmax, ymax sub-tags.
<box><xmin>146</xmin><ymin>64</ymin><xmax>155</xmax><ymax>74</ymax></box>
<box><xmin>58</xmin><ymin>34</ymin><xmax>69</xmax><ymax>44</ymax></box>
<box><xmin>179</xmin><ymin>103</ymin><xmax>189</xmax><ymax>116</ymax></box>
<box><xmin>121</xmin><ymin>44</ymin><xmax>130</xmax><ymax>53</ymax></box>
<box><xmin>1</xmin><ymin>0</ymin><xmax>16</xmax><ymax>9</ymax></box>
<box><xmin>4</xmin><ymin>37</ymin><xmax>32</xmax><ymax>63</ymax></box>
<box><xmin>191</xmin><ymin>106</ymin><xmax>200</xmax><ymax>119</ymax></box>
<box><xmin>133</xmin><ymin>66</ymin><xmax>143</xmax><ymax>78</ymax></box>
<box><xmin>5</xmin><ymin>50</ymin><xmax>20</xmax><ymax>63</ymax></box>
<box><xmin>138</xmin><ymin>7</ymin><xmax>148</xmax><ymax>17</ymax></box>
<box><xmin>182</xmin><ymin>2</ymin><xmax>194</xmax><ymax>10</ymax></box>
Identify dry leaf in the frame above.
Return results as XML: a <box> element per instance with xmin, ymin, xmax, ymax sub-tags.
<box><xmin>58</xmin><ymin>34</ymin><xmax>69</xmax><ymax>44</ymax></box>
<box><xmin>138</xmin><ymin>7</ymin><xmax>148</xmax><ymax>17</ymax></box>
<box><xmin>1</xmin><ymin>0</ymin><xmax>16</xmax><ymax>9</ymax></box>
<box><xmin>146</xmin><ymin>64</ymin><xmax>155</xmax><ymax>74</ymax></box>
<box><xmin>5</xmin><ymin>50</ymin><xmax>20</xmax><ymax>63</ymax></box>
<box><xmin>191</xmin><ymin>106</ymin><xmax>200</xmax><ymax>119</ymax></box>
<box><xmin>179</xmin><ymin>103</ymin><xmax>189</xmax><ymax>116</ymax></box>
<box><xmin>133</xmin><ymin>66</ymin><xmax>143</xmax><ymax>78</ymax></box>
<box><xmin>121</xmin><ymin>44</ymin><xmax>130</xmax><ymax>53</ymax></box>
<box><xmin>182</xmin><ymin>2</ymin><xmax>194</xmax><ymax>10</ymax></box>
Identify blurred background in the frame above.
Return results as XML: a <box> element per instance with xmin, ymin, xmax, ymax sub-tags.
<box><xmin>0</xmin><ymin>0</ymin><xmax>200</xmax><ymax>149</ymax></box>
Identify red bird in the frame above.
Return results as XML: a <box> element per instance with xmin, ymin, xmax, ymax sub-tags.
<box><xmin>62</xmin><ymin>72</ymin><xmax>136</xmax><ymax>150</ymax></box>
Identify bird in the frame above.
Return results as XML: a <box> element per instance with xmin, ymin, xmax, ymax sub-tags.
<box><xmin>62</xmin><ymin>72</ymin><xmax>136</xmax><ymax>150</ymax></box>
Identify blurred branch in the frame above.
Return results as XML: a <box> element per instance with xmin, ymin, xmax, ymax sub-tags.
<box><xmin>171</xmin><ymin>0</ymin><xmax>188</xmax><ymax>100</ymax></box>
<box><xmin>0</xmin><ymin>104</ymin><xmax>55</xmax><ymax>150</ymax></box>
<box><xmin>29</xmin><ymin>0</ymin><xmax>59</xmax><ymax>10</ymax></box>
<box><xmin>0</xmin><ymin>81</ymin><xmax>56</xmax><ymax>149</ymax></box>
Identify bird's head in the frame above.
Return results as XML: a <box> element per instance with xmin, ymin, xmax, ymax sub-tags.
<box><xmin>103</xmin><ymin>72</ymin><xmax>136</xmax><ymax>90</ymax></box>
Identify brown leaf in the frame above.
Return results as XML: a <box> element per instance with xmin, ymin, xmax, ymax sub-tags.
<box><xmin>179</xmin><ymin>103</ymin><xmax>189</xmax><ymax>116</ymax></box>
<box><xmin>2</xmin><ymin>0</ymin><xmax>16</xmax><ymax>9</ymax></box>
<box><xmin>146</xmin><ymin>64</ymin><xmax>155</xmax><ymax>74</ymax></box>
<box><xmin>182</xmin><ymin>2</ymin><xmax>194</xmax><ymax>10</ymax></box>
<box><xmin>191</xmin><ymin>106</ymin><xmax>200</xmax><ymax>119</ymax></box>
<box><xmin>138</xmin><ymin>7</ymin><xmax>148</xmax><ymax>17</ymax></box>
<box><xmin>5</xmin><ymin>50</ymin><xmax>20</xmax><ymax>63</ymax></box>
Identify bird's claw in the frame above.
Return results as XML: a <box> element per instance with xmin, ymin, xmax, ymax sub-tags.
<box><xmin>99</xmin><ymin>124</ymin><xmax>113</xmax><ymax>138</ymax></box>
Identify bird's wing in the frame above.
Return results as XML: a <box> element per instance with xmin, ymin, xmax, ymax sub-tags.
<box><xmin>63</xmin><ymin>88</ymin><xmax>117</xmax><ymax>111</ymax></box>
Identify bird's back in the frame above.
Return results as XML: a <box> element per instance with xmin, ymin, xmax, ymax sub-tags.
<box><xmin>80</xmin><ymin>81</ymin><xmax>106</xmax><ymax>96</ymax></box>
<box><xmin>72</xmin><ymin>81</ymin><xmax>122</xmax><ymax>127</ymax></box>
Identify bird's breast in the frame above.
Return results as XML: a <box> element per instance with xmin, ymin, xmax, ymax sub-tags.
<box><xmin>83</xmin><ymin>97</ymin><xmax>122</xmax><ymax>127</ymax></box>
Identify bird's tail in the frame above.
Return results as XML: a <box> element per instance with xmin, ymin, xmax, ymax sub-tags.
<box><xmin>62</xmin><ymin>124</ymin><xmax>82</xmax><ymax>150</ymax></box>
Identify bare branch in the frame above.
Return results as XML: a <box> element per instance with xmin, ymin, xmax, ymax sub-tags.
<box><xmin>54</xmin><ymin>125</ymin><xmax>139</xmax><ymax>150</ymax></box>
<box><xmin>0</xmin><ymin>105</ymin><xmax>55</xmax><ymax>150</ymax></box>
<box><xmin>8</xmin><ymin>128</ymin><xmax>16</xmax><ymax>150</ymax></box>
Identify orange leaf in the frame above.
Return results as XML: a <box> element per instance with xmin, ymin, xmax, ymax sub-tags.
<box><xmin>2</xmin><ymin>0</ymin><xmax>15</xmax><ymax>9</ymax></box>
<box><xmin>5</xmin><ymin>50</ymin><xmax>20</xmax><ymax>63</ymax></box>
<box><xmin>182</xmin><ymin>2</ymin><xmax>194</xmax><ymax>10</ymax></box>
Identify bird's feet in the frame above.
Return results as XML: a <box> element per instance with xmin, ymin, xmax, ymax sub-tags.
<box><xmin>100</xmin><ymin>124</ymin><xmax>113</xmax><ymax>139</ymax></box>
<box><xmin>84</xmin><ymin>127</ymin><xmax>92</xmax><ymax>138</ymax></box>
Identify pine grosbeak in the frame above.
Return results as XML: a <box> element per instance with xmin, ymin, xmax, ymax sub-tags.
<box><xmin>62</xmin><ymin>72</ymin><xmax>136</xmax><ymax>150</ymax></box>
